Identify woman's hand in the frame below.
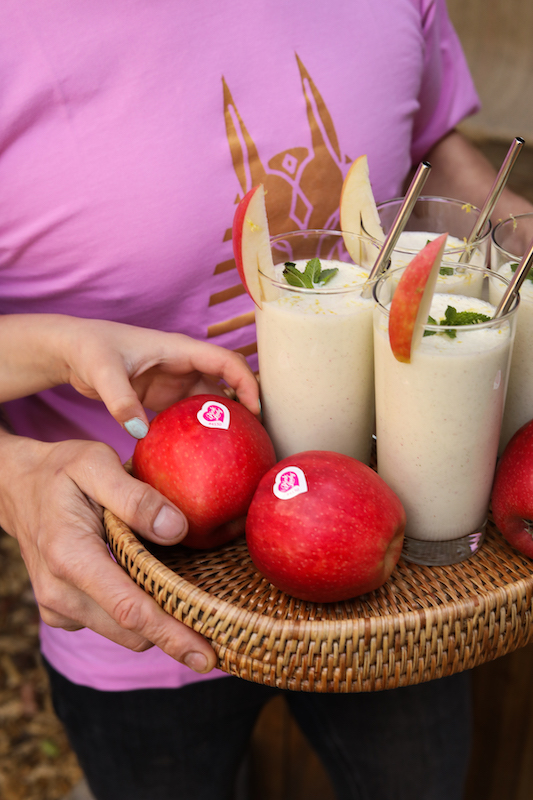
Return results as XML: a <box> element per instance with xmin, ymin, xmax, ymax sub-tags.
<box><xmin>0</xmin><ymin>431</ymin><xmax>218</xmax><ymax>672</ymax></box>
<box><xmin>0</xmin><ymin>315</ymin><xmax>260</xmax><ymax>437</ymax></box>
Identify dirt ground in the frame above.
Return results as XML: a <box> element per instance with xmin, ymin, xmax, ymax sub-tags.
<box><xmin>0</xmin><ymin>530</ymin><xmax>83</xmax><ymax>800</ymax></box>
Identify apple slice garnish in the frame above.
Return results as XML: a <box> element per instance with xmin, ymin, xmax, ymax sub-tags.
<box><xmin>232</xmin><ymin>184</ymin><xmax>274</xmax><ymax>309</ymax></box>
<box><xmin>388</xmin><ymin>232</ymin><xmax>448</xmax><ymax>363</ymax></box>
<box><xmin>340</xmin><ymin>154</ymin><xmax>384</xmax><ymax>263</ymax></box>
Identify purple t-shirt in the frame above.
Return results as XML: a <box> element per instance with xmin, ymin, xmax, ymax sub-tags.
<box><xmin>0</xmin><ymin>0</ymin><xmax>479</xmax><ymax>690</ymax></box>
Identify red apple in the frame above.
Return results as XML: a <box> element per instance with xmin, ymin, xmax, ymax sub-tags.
<box><xmin>388</xmin><ymin>232</ymin><xmax>448</xmax><ymax>363</ymax></box>
<box><xmin>246</xmin><ymin>450</ymin><xmax>406</xmax><ymax>602</ymax></box>
<box><xmin>492</xmin><ymin>419</ymin><xmax>533</xmax><ymax>558</ymax></box>
<box><xmin>232</xmin><ymin>184</ymin><xmax>274</xmax><ymax>308</ymax></box>
<box><xmin>132</xmin><ymin>394</ymin><xmax>276</xmax><ymax>549</ymax></box>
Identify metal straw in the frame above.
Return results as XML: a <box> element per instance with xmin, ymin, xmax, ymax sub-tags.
<box><xmin>459</xmin><ymin>136</ymin><xmax>525</xmax><ymax>264</ymax></box>
<box><xmin>493</xmin><ymin>234</ymin><xmax>533</xmax><ymax>318</ymax></box>
<box><xmin>363</xmin><ymin>161</ymin><xmax>432</xmax><ymax>296</ymax></box>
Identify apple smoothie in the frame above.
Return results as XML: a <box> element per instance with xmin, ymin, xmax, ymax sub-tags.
<box><xmin>366</xmin><ymin>197</ymin><xmax>490</xmax><ymax>297</ymax></box>
<box><xmin>256</xmin><ymin>231</ymin><xmax>377</xmax><ymax>463</ymax></box>
<box><xmin>388</xmin><ymin>231</ymin><xmax>485</xmax><ymax>296</ymax></box>
<box><xmin>390</xmin><ymin>231</ymin><xmax>485</xmax><ymax>266</ymax></box>
<box><xmin>490</xmin><ymin>261</ymin><xmax>533</xmax><ymax>450</ymax></box>
<box><xmin>491</xmin><ymin>213</ymin><xmax>533</xmax><ymax>451</ymax></box>
<box><xmin>373</xmin><ymin>270</ymin><xmax>517</xmax><ymax>561</ymax></box>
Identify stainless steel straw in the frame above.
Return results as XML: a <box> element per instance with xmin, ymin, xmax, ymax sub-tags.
<box><xmin>493</xmin><ymin>234</ymin><xmax>533</xmax><ymax>318</ymax></box>
<box><xmin>459</xmin><ymin>136</ymin><xmax>525</xmax><ymax>264</ymax></box>
<box><xmin>363</xmin><ymin>160</ymin><xmax>432</xmax><ymax>296</ymax></box>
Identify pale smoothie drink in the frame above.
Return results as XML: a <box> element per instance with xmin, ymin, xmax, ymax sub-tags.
<box><xmin>366</xmin><ymin>197</ymin><xmax>490</xmax><ymax>296</ymax></box>
<box><xmin>256</xmin><ymin>230</ymin><xmax>378</xmax><ymax>463</ymax></box>
<box><xmin>387</xmin><ymin>232</ymin><xmax>485</xmax><ymax>296</ymax></box>
<box><xmin>389</xmin><ymin>231</ymin><xmax>486</xmax><ymax>267</ymax></box>
<box><xmin>373</xmin><ymin>267</ymin><xmax>517</xmax><ymax>564</ymax></box>
<box><xmin>491</xmin><ymin>213</ymin><xmax>533</xmax><ymax>451</ymax></box>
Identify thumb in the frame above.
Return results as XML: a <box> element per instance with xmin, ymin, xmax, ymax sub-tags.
<box><xmin>74</xmin><ymin>446</ymin><xmax>190</xmax><ymax>545</ymax></box>
<box><xmin>120</xmin><ymin>475</ymin><xmax>190</xmax><ymax>546</ymax></box>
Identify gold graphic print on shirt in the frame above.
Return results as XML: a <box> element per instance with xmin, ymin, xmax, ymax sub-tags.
<box><xmin>208</xmin><ymin>55</ymin><xmax>350</xmax><ymax>356</ymax></box>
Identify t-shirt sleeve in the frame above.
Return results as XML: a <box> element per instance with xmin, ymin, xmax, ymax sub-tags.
<box><xmin>410</xmin><ymin>0</ymin><xmax>481</xmax><ymax>164</ymax></box>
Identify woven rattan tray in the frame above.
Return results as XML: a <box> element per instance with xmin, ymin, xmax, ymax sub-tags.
<box><xmin>104</xmin><ymin>506</ymin><xmax>533</xmax><ymax>693</ymax></box>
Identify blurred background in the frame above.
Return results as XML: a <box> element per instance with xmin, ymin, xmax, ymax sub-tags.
<box><xmin>448</xmin><ymin>0</ymin><xmax>533</xmax><ymax>145</ymax></box>
<box><xmin>1</xmin><ymin>2</ymin><xmax>533</xmax><ymax>798</ymax></box>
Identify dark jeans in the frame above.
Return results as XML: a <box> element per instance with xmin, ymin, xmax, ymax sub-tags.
<box><xmin>43</xmin><ymin>658</ymin><xmax>471</xmax><ymax>800</ymax></box>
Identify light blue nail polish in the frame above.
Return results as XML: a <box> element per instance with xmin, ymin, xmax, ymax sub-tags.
<box><xmin>124</xmin><ymin>417</ymin><xmax>149</xmax><ymax>439</ymax></box>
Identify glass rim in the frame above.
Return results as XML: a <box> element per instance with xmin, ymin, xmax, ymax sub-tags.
<box><xmin>377</xmin><ymin>194</ymin><xmax>482</xmax><ymax>212</ymax></box>
<box><xmin>372</xmin><ymin>265</ymin><xmax>520</xmax><ymax>331</ymax></box>
<box><xmin>491</xmin><ymin>212</ymin><xmax>533</xmax><ymax>259</ymax></box>
<box><xmin>260</xmin><ymin>228</ymin><xmax>379</xmax><ymax>296</ymax></box>
<box><xmin>269</xmin><ymin>228</ymin><xmax>369</xmax><ymax>243</ymax></box>
<box><xmin>364</xmin><ymin>195</ymin><xmax>491</xmax><ymax>250</ymax></box>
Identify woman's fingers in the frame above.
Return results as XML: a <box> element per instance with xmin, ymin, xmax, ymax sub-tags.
<box><xmin>60</xmin><ymin>459</ymin><xmax>217</xmax><ymax>670</ymax></box>
<box><xmin>65</xmin><ymin>443</ymin><xmax>188</xmax><ymax>545</ymax></box>
<box><xmin>84</xmin><ymin>326</ymin><xmax>261</xmax><ymax>419</ymax></box>
<box><xmin>3</xmin><ymin>436</ymin><xmax>217</xmax><ymax>673</ymax></box>
<box><xmin>169</xmin><ymin>337</ymin><xmax>260</xmax><ymax>414</ymax></box>
<box><xmin>40</xmin><ymin>531</ymin><xmax>216</xmax><ymax>670</ymax></box>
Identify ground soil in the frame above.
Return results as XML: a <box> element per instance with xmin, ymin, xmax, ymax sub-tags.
<box><xmin>0</xmin><ymin>530</ymin><xmax>83</xmax><ymax>800</ymax></box>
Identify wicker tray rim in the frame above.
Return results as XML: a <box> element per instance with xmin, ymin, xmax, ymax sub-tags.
<box><xmin>105</xmin><ymin>508</ymin><xmax>533</xmax><ymax>637</ymax></box>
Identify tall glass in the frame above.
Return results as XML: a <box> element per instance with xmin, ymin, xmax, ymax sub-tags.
<box><xmin>256</xmin><ymin>230</ymin><xmax>379</xmax><ymax>464</ymax></box>
<box><xmin>373</xmin><ymin>266</ymin><xmax>518</xmax><ymax>565</ymax></box>
<box><xmin>491</xmin><ymin>212</ymin><xmax>533</xmax><ymax>452</ymax></box>
<box><xmin>364</xmin><ymin>196</ymin><xmax>491</xmax><ymax>280</ymax></box>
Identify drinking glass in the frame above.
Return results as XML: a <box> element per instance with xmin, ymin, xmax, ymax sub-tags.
<box><xmin>491</xmin><ymin>212</ymin><xmax>533</xmax><ymax>451</ymax></box>
<box><xmin>364</xmin><ymin>196</ymin><xmax>491</xmax><ymax>272</ymax></box>
<box><xmin>373</xmin><ymin>265</ymin><xmax>518</xmax><ymax>565</ymax></box>
<box><xmin>256</xmin><ymin>229</ymin><xmax>379</xmax><ymax>463</ymax></box>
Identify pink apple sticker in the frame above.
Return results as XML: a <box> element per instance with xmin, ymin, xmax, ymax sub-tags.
<box><xmin>273</xmin><ymin>466</ymin><xmax>308</xmax><ymax>500</ymax></box>
<box><xmin>469</xmin><ymin>531</ymin><xmax>484</xmax><ymax>553</ymax></box>
<box><xmin>197</xmin><ymin>401</ymin><xmax>230</xmax><ymax>430</ymax></box>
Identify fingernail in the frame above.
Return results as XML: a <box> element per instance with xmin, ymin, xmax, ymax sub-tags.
<box><xmin>184</xmin><ymin>652</ymin><xmax>209</xmax><ymax>673</ymax></box>
<box><xmin>124</xmin><ymin>417</ymin><xmax>149</xmax><ymax>439</ymax></box>
<box><xmin>153</xmin><ymin>505</ymin><xmax>187</xmax><ymax>539</ymax></box>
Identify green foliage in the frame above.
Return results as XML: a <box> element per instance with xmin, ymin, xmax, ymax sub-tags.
<box><xmin>510</xmin><ymin>262</ymin><xmax>533</xmax><ymax>283</ymax></box>
<box><xmin>283</xmin><ymin>259</ymin><xmax>338</xmax><ymax>288</ymax></box>
<box><xmin>423</xmin><ymin>305</ymin><xmax>490</xmax><ymax>339</ymax></box>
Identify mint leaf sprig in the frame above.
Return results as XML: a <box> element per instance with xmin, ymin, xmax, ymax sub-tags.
<box><xmin>424</xmin><ymin>305</ymin><xmax>491</xmax><ymax>339</ymax></box>
<box><xmin>510</xmin><ymin>262</ymin><xmax>533</xmax><ymax>284</ymax></box>
<box><xmin>283</xmin><ymin>258</ymin><xmax>338</xmax><ymax>288</ymax></box>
